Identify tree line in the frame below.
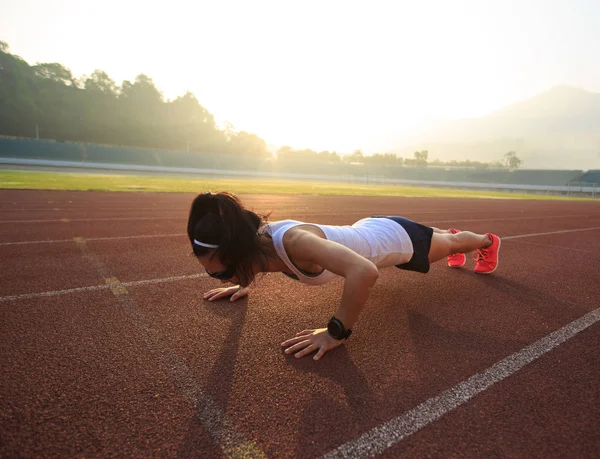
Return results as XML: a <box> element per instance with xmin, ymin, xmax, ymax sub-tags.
<box><xmin>0</xmin><ymin>40</ymin><xmax>522</xmax><ymax>168</ymax></box>
<box><xmin>278</xmin><ymin>147</ymin><xmax>522</xmax><ymax>169</ymax></box>
<box><xmin>0</xmin><ymin>41</ymin><xmax>267</xmax><ymax>157</ymax></box>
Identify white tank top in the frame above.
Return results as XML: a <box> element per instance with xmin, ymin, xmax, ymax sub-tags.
<box><xmin>263</xmin><ymin>218</ymin><xmax>414</xmax><ymax>285</ymax></box>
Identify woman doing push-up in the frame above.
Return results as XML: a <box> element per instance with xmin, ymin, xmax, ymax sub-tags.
<box><xmin>188</xmin><ymin>192</ymin><xmax>500</xmax><ymax>361</ymax></box>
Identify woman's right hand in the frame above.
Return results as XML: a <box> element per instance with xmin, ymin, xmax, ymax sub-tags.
<box><xmin>203</xmin><ymin>285</ymin><xmax>249</xmax><ymax>302</ymax></box>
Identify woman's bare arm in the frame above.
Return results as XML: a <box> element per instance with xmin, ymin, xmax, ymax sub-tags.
<box><xmin>280</xmin><ymin>229</ymin><xmax>379</xmax><ymax>359</ymax></box>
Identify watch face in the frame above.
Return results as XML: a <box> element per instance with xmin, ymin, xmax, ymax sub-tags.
<box><xmin>327</xmin><ymin>319</ymin><xmax>343</xmax><ymax>339</ymax></box>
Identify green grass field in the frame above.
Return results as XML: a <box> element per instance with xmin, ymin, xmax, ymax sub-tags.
<box><xmin>0</xmin><ymin>169</ymin><xmax>594</xmax><ymax>201</ymax></box>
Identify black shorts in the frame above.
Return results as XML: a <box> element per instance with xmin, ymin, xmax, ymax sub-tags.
<box><xmin>371</xmin><ymin>216</ymin><xmax>434</xmax><ymax>274</ymax></box>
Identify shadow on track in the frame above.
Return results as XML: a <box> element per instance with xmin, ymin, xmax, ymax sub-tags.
<box><xmin>177</xmin><ymin>298</ymin><xmax>249</xmax><ymax>458</ymax></box>
<box><xmin>285</xmin><ymin>347</ymin><xmax>377</xmax><ymax>458</ymax></box>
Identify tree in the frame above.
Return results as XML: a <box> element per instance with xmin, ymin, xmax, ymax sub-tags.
<box><xmin>0</xmin><ymin>41</ymin><xmax>258</xmax><ymax>154</ymax></box>
<box><xmin>276</xmin><ymin>147</ymin><xmax>338</xmax><ymax>162</ymax></box>
<box><xmin>276</xmin><ymin>145</ymin><xmax>293</xmax><ymax>157</ymax></box>
<box><xmin>503</xmin><ymin>151</ymin><xmax>522</xmax><ymax>169</ymax></box>
<box><xmin>166</xmin><ymin>91</ymin><xmax>219</xmax><ymax>150</ymax></box>
<box><xmin>79</xmin><ymin>71</ymin><xmax>120</xmax><ymax>142</ymax></box>
<box><xmin>413</xmin><ymin>150</ymin><xmax>428</xmax><ymax>166</ymax></box>
<box><xmin>364</xmin><ymin>153</ymin><xmax>399</xmax><ymax>165</ymax></box>
<box><xmin>83</xmin><ymin>70</ymin><xmax>118</xmax><ymax>96</ymax></box>
<box><xmin>348</xmin><ymin>150</ymin><xmax>364</xmax><ymax>163</ymax></box>
<box><xmin>221</xmin><ymin>121</ymin><xmax>237</xmax><ymax>143</ymax></box>
<box><xmin>0</xmin><ymin>44</ymin><xmax>41</xmax><ymax>137</ymax></box>
<box><xmin>116</xmin><ymin>74</ymin><xmax>167</xmax><ymax>146</ymax></box>
<box><xmin>33</xmin><ymin>63</ymin><xmax>77</xmax><ymax>86</ymax></box>
<box><xmin>317</xmin><ymin>150</ymin><xmax>340</xmax><ymax>162</ymax></box>
<box><xmin>230</xmin><ymin>131</ymin><xmax>268</xmax><ymax>158</ymax></box>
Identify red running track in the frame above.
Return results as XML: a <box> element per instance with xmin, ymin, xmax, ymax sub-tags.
<box><xmin>1</xmin><ymin>190</ymin><xmax>600</xmax><ymax>458</ymax></box>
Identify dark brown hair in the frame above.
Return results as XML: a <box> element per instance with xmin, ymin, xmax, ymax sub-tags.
<box><xmin>187</xmin><ymin>191</ymin><xmax>273</xmax><ymax>286</ymax></box>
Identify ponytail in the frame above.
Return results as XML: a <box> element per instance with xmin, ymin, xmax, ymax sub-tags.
<box><xmin>187</xmin><ymin>192</ymin><xmax>273</xmax><ymax>286</ymax></box>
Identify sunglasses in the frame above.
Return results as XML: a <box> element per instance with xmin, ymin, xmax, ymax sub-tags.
<box><xmin>205</xmin><ymin>265</ymin><xmax>237</xmax><ymax>280</ymax></box>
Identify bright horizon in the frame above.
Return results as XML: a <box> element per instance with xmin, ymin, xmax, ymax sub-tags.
<box><xmin>2</xmin><ymin>0</ymin><xmax>600</xmax><ymax>153</ymax></box>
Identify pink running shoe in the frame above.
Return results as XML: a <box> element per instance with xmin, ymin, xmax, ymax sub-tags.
<box><xmin>473</xmin><ymin>233</ymin><xmax>501</xmax><ymax>274</ymax></box>
<box><xmin>447</xmin><ymin>228</ymin><xmax>466</xmax><ymax>268</ymax></box>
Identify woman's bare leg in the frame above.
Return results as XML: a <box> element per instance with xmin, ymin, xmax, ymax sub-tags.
<box><xmin>431</xmin><ymin>226</ymin><xmax>451</xmax><ymax>234</ymax></box>
<box><xmin>428</xmin><ymin>231</ymin><xmax>492</xmax><ymax>264</ymax></box>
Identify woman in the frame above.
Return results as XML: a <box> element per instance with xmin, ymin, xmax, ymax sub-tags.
<box><xmin>188</xmin><ymin>191</ymin><xmax>500</xmax><ymax>361</ymax></box>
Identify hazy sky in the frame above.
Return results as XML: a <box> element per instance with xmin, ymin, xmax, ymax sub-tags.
<box><xmin>2</xmin><ymin>0</ymin><xmax>599</xmax><ymax>152</ymax></box>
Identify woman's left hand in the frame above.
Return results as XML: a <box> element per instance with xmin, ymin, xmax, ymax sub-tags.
<box><xmin>281</xmin><ymin>328</ymin><xmax>344</xmax><ymax>360</ymax></box>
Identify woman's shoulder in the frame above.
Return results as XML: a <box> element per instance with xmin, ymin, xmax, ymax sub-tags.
<box><xmin>261</xmin><ymin>219</ymin><xmax>305</xmax><ymax>235</ymax></box>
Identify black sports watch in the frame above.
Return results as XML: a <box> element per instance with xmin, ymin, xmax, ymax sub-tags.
<box><xmin>327</xmin><ymin>316</ymin><xmax>352</xmax><ymax>340</ymax></box>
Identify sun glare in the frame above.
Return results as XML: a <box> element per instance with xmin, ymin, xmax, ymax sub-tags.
<box><xmin>1</xmin><ymin>0</ymin><xmax>599</xmax><ymax>153</ymax></box>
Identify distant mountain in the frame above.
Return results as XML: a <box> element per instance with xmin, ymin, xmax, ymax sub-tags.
<box><xmin>395</xmin><ymin>86</ymin><xmax>600</xmax><ymax>170</ymax></box>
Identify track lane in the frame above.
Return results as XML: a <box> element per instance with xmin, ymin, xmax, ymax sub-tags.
<box><xmin>2</xmin><ymin>190</ymin><xmax>600</xmax><ymax>457</ymax></box>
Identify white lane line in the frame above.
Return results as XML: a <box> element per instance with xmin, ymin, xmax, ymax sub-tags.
<box><xmin>0</xmin><ymin>238</ymin><xmax>80</xmax><ymax>246</ymax></box>
<box><xmin>0</xmin><ymin>207</ymin><xmax>188</xmax><ymax>213</ymax></box>
<box><xmin>121</xmin><ymin>273</ymin><xmax>207</xmax><ymax>287</ymax></box>
<box><xmin>0</xmin><ymin>211</ymin><xmax>378</xmax><ymax>223</ymax></box>
<box><xmin>0</xmin><ymin>216</ymin><xmax>186</xmax><ymax>223</ymax></box>
<box><xmin>427</xmin><ymin>213</ymin><xmax>593</xmax><ymax>225</ymax></box>
<box><xmin>0</xmin><ymin>204</ymin><xmax>529</xmax><ymax>214</ymax></box>
<box><xmin>3</xmin><ymin>220</ymin><xmax>600</xmax><ymax>248</ymax></box>
<box><xmin>72</xmin><ymin>237</ymin><xmax>265</xmax><ymax>458</ymax></box>
<box><xmin>2</xmin><ymin>226</ymin><xmax>599</xmax><ymax>302</ymax></box>
<box><xmin>506</xmin><ymin>239</ymin><xmax>592</xmax><ymax>253</ymax></box>
<box><xmin>0</xmin><ymin>212</ymin><xmax>595</xmax><ymax>225</ymax></box>
<box><xmin>0</xmin><ymin>284</ymin><xmax>112</xmax><ymax>302</ymax></box>
<box><xmin>502</xmin><ymin>226</ymin><xmax>600</xmax><ymax>240</ymax></box>
<box><xmin>0</xmin><ymin>233</ymin><xmax>186</xmax><ymax>246</ymax></box>
<box><xmin>0</xmin><ymin>273</ymin><xmax>207</xmax><ymax>302</ymax></box>
<box><xmin>93</xmin><ymin>233</ymin><xmax>185</xmax><ymax>242</ymax></box>
<box><xmin>321</xmin><ymin>307</ymin><xmax>600</xmax><ymax>459</ymax></box>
